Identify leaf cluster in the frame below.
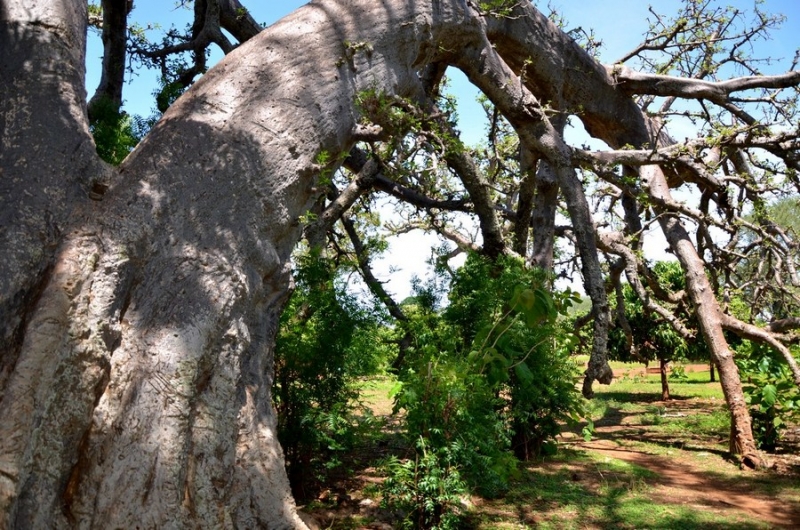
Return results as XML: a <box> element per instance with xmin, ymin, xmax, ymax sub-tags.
<box><xmin>89</xmin><ymin>96</ymin><xmax>144</xmax><ymax>165</ymax></box>
<box><xmin>736</xmin><ymin>342</ymin><xmax>800</xmax><ymax>451</ymax></box>
<box><xmin>381</xmin><ymin>437</ymin><xmax>468</xmax><ymax>530</ymax></box>
<box><xmin>388</xmin><ymin>253</ymin><xmax>586</xmax><ymax>520</ymax></box>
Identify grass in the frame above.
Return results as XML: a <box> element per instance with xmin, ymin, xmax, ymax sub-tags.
<box><xmin>472</xmin><ymin>369</ymin><xmax>796</xmax><ymax>529</ymax></box>
<box><xmin>355</xmin><ymin>375</ymin><xmax>398</xmax><ymax>416</ymax></box>
<box><xmin>656</xmin><ymin>407</ymin><xmax>730</xmax><ymax>437</ymax></box>
<box><xmin>601</xmin><ymin>369</ymin><xmax>725</xmax><ymax>399</ymax></box>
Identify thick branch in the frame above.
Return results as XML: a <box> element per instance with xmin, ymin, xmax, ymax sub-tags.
<box><xmin>88</xmin><ymin>0</ymin><xmax>133</xmax><ymax>118</ymax></box>
<box><xmin>218</xmin><ymin>0</ymin><xmax>262</xmax><ymax>43</ymax></box>
<box><xmin>341</xmin><ymin>215</ymin><xmax>407</xmax><ymax>324</ymax></box>
<box><xmin>609</xmin><ymin>260</ymin><xmax>640</xmax><ymax>361</ymax></box>
<box><xmin>451</xmin><ymin>32</ymin><xmax>613</xmax><ymax>396</ymax></box>
<box><xmin>373</xmin><ymin>174</ymin><xmax>472</xmax><ymax>212</ymax></box>
<box><xmin>444</xmin><ymin>147</ymin><xmax>507</xmax><ymax>259</ymax></box>
<box><xmin>598</xmin><ymin>230</ymin><xmax>695</xmax><ymax>339</ymax></box>
<box><xmin>766</xmin><ymin>317</ymin><xmax>800</xmax><ymax>334</ymax></box>
<box><xmin>608</xmin><ymin>65</ymin><xmax>800</xmax><ymax>102</ymax></box>
<box><xmin>304</xmin><ymin>151</ymin><xmax>380</xmax><ymax>248</ymax></box>
<box><xmin>720</xmin><ymin>314</ymin><xmax>800</xmax><ymax>386</ymax></box>
<box><xmin>343</xmin><ymin>146</ymin><xmax>472</xmax><ymax>212</ymax></box>
<box><xmin>528</xmin><ymin>118</ymin><xmax>565</xmax><ymax>271</ymax></box>
<box><xmin>513</xmin><ymin>148</ymin><xmax>538</xmax><ymax>257</ymax></box>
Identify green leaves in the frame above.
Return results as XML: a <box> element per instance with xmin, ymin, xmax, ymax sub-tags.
<box><xmin>737</xmin><ymin>343</ymin><xmax>800</xmax><ymax>451</ymax></box>
<box><xmin>380</xmin><ymin>437</ymin><xmax>468</xmax><ymax>530</ymax></box>
<box><xmin>274</xmin><ymin>249</ymin><xmax>389</xmax><ymax>495</ymax></box>
<box><xmin>510</xmin><ymin>285</ymin><xmax>557</xmax><ymax>327</ymax></box>
<box><xmin>760</xmin><ymin>384</ymin><xmax>778</xmax><ymax>409</ymax></box>
<box><xmin>388</xmin><ymin>251</ymin><xmax>588</xmax><ymax>521</ymax></box>
<box><xmin>477</xmin><ymin>0</ymin><xmax>518</xmax><ymax>17</ymax></box>
<box><xmin>582</xmin><ymin>420</ymin><xmax>595</xmax><ymax>442</ymax></box>
<box><xmin>513</xmin><ymin>362</ymin><xmax>534</xmax><ymax>385</ymax></box>
<box><xmin>88</xmin><ymin>95</ymin><xmax>142</xmax><ymax>165</ymax></box>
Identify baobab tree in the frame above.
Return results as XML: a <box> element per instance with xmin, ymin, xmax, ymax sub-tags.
<box><xmin>1</xmin><ymin>0</ymin><xmax>798</xmax><ymax>527</ymax></box>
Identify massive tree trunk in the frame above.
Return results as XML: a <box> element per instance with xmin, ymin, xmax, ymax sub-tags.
<box><xmin>0</xmin><ymin>0</ymin><xmax>106</xmax><ymax>383</ymax></box>
<box><xmin>0</xmin><ymin>1</ymin><xmax>483</xmax><ymax>527</ymax></box>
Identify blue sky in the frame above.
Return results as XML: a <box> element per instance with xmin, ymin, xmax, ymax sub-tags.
<box><xmin>84</xmin><ymin>0</ymin><xmax>800</xmax><ymax>300</ymax></box>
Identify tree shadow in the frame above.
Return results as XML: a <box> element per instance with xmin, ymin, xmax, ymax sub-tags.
<box><xmin>595</xmin><ymin>391</ymin><xmax>697</xmax><ymax>403</ymax></box>
<box><xmin>496</xmin><ymin>457</ymin><xmax>776</xmax><ymax>530</ymax></box>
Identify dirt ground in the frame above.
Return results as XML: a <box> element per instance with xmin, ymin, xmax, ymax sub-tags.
<box><xmin>574</xmin><ymin>437</ymin><xmax>800</xmax><ymax>528</ymax></box>
<box><xmin>580</xmin><ymin>364</ymin><xmax>800</xmax><ymax>528</ymax></box>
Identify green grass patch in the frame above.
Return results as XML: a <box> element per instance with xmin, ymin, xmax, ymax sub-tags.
<box><xmin>657</xmin><ymin>408</ymin><xmax>730</xmax><ymax>438</ymax></box>
<box><xmin>595</xmin><ymin>371</ymin><xmax>724</xmax><ymax>401</ymax></box>
<box><xmin>356</xmin><ymin>375</ymin><xmax>398</xmax><ymax>416</ymax></box>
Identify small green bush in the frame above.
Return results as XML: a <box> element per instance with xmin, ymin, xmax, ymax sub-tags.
<box><xmin>274</xmin><ymin>249</ymin><xmax>389</xmax><ymax>498</ymax></box>
<box><xmin>89</xmin><ymin>96</ymin><xmax>142</xmax><ymax>165</ymax></box>
<box><xmin>736</xmin><ymin>342</ymin><xmax>800</xmax><ymax>451</ymax></box>
<box><xmin>381</xmin><ymin>437</ymin><xmax>469</xmax><ymax>530</ymax></box>
<box><xmin>390</xmin><ymin>253</ymin><xmax>587</xmax><ymax>522</ymax></box>
<box><xmin>669</xmin><ymin>363</ymin><xmax>689</xmax><ymax>381</ymax></box>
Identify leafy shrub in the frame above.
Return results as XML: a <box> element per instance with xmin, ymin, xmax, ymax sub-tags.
<box><xmin>381</xmin><ymin>437</ymin><xmax>468</xmax><ymax>530</ymax></box>
<box><xmin>669</xmin><ymin>363</ymin><xmax>689</xmax><ymax>381</ymax></box>
<box><xmin>89</xmin><ymin>96</ymin><xmax>142</xmax><ymax>165</ymax></box>
<box><xmin>445</xmin><ymin>254</ymin><xmax>586</xmax><ymax>461</ymax></box>
<box><xmin>736</xmin><ymin>342</ymin><xmax>800</xmax><ymax>451</ymax></box>
<box><xmin>392</xmin><ymin>352</ymin><xmax>514</xmax><ymax>498</ymax></box>
<box><xmin>390</xmin><ymin>252</ymin><xmax>587</xmax><ymax>518</ymax></box>
<box><xmin>274</xmin><ymin>249</ymin><xmax>388</xmax><ymax>498</ymax></box>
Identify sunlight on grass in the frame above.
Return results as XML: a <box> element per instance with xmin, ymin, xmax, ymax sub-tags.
<box><xmin>658</xmin><ymin>408</ymin><xmax>730</xmax><ymax>437</ymax></box>
<box><xmin>595</xmin><ymin>369</ymin><xmax>725</xmax><ymax>401</ymax></box>
<box><xmin>356</xmin><ymin>375</ymin><xmax>398</xmax><ymax>417</ymax></box>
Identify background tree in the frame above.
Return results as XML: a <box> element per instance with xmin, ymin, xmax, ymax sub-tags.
<box><xmin>607</xmin><ymin>261</ymin><xmax>711</xmax><ymax>400</ymax></box>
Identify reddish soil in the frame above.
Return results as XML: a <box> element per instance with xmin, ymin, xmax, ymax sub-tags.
<box><xmin>579</xmin><ymin>438</ymin><xmax>800</xmax><ymax>528</ymax></box>
<box><xmin>576</xmin><ymin>375</ymin><xmax>800</xmax><ymax>529</ymax></box>
<box><xmin>610</xmin><ymin>362</ymin><xmax>712</xmax><ymax>378</ymax></box>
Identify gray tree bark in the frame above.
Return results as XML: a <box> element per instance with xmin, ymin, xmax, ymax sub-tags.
<box><xmin>0</xmin><ymin>0</ymin><xmax>484</xmax><ymax>527</ymax></box>
<box><xmin>87</xmin><ymin>0</ymin><xmax>132</xmax><ymax>117</ymax></box>
<box><xmin>0</xmin><ymin>0</ymin><xmax>107</xmax><ymax>386</ymax></box>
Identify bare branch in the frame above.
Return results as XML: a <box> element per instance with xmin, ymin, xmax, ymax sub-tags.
<box><xmin>608</xmin><ymin>65</ymin><xmax>800</xmax><ymax>102</ymax></box>
<box><xmin>721</xmin><ymin>314</ymin><xmax>800</xmax><ymax>386</ymax></box>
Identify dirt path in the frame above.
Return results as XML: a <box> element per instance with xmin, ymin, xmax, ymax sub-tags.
<box><xmin>578</xmin><ymin>438</ymin><xmax>800</xmax><ymax>528</ymax></box>
<box><xmin>571</xmin><ymin>383</ymin><xmax>800</xmax><ymax>529</ymax></box>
